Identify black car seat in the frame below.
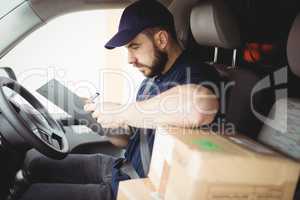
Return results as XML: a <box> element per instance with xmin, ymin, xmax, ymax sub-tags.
<box><xmin>257</xmin><ymin>13</ymin><xmax>300</xmax><ymax>199</ymax></box>
<box><xmin>190</xmin><ymin>0</ymin><xmax>274</xmax><ymax>139</ymax></box>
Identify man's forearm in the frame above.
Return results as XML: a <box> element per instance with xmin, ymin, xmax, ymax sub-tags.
<box><xmin>84</xmin><ymin>84</ymin><xmax>219</xmax><ymax>130</ymax></box>
<box><xmin>123</xmin><ymin>84</ymin><xmax>219</xmax><ymax>129</ymax></box>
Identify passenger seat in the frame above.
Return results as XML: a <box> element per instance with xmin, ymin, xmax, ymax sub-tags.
<box><xmin>257</xmin><ymin>13</ymin><xmax>300</xmax><ymax>200</ymax></box>
<box><xmin>190</xmin><ymin>0</ymin><xmax>274</xmax><ymax>139</ymax></box>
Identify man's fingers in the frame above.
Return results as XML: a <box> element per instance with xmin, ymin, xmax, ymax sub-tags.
<box><xmin>81</xmin><ymin>97</ymin><xmax>92</xmax><ymax>104</ymax></box>
<box><xmin>84</xmin><ymin>103</ymin><xmax>96</xmax><ymax>112</ymax></box>
<box><xmin>92</xmin><ymin>111</ymin><xmax>99</xmax><ymax>118</ymax></box>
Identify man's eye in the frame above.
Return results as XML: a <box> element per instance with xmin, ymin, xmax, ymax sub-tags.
<box><xmin>132</xmin><ymin>46</ymin><xmax>139</xmax><ymax>50</ymax></box>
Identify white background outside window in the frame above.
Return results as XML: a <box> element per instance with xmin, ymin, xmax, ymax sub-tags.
<box><xmin>0</xmin><ymin>9</ymin><xmax>144</xmax><ymax>107</ymax></box>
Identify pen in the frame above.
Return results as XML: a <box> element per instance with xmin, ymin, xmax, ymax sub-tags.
<box><xmin>90</xmin><ymin>92</ymin><xmax>100</xmax><ymax>102</ymax></box>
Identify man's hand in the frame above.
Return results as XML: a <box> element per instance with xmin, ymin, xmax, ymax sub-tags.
<box><xmin>82</xmin><ymin>98</ymin><xmax>130</xmax><ymax>148</ymax></box>
<box><xmin>84</xmin><ymin>101</ymin><xmax>128</xmax><ymax>129</ymax></box>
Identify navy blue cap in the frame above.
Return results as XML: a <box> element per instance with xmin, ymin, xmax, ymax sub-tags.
<box><xmin>105</xmin><ymin>0</ymin><xmax>175</xmax><ymax>49</ymax></box>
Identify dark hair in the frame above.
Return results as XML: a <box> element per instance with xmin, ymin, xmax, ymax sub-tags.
<box><xmin>142</xmin><ymin>26</ymin><xmax>177</xmax><ymax>42</ymax></box>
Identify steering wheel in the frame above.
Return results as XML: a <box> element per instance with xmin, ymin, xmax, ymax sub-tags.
<box><xmin>0</xmin><ymin>77</ymin><xmax>69</xmax><ymax>159</ymax></box>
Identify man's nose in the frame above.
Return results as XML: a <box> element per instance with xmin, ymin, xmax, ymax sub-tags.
<box><xmin>128</xmin><ymin>53</ymin><xmax>137</xmax><ymax>65</ymax></box>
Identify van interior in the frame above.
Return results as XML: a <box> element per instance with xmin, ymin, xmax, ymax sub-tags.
<box><xmin>0</xmin><ymin>0</ymin><xmax>300</xmax><ymax>199</ymax></box>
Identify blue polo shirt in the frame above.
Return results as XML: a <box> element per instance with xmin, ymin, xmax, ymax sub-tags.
<box><xmin>111</xmin><ymin>50</ymin><xmax>221</xmax><ymax>199</ymax></box>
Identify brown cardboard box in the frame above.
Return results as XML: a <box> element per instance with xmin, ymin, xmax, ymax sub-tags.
<box><xmin>154</xmin><ymin>127</ymin><xmax>300</xmax><ymax>200</ymax></box>
<box><xmin>117</xmin><ymin>178</ymin><xmax>161</xmax><ymax>200</ymax></box>
<box><xmin>148</xmin><ymin>129</ymin><xmax>176</xmax><ymax>196</ymax></box>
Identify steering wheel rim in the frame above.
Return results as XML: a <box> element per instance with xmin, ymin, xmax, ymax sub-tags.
<box><xmin>0</xmin><ymin>77</ymin><xmax>69</xmax><ymax>159</ymax></box>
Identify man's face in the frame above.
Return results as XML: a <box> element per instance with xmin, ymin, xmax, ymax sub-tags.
<box><xmin>126</xmin><ymin>33</ymin><xmax>168</xmax><ymax>77</ymax></box>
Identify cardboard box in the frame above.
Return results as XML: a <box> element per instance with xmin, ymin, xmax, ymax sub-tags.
<box><xmin>148</xmin><ymin>128</ymin><xmax>176</xmax><ymax>196</ymax></box>
<box><xmin>154</xmin><ymin>127</ymin><xmax>300</xmax><ymax>200</ymax></box>
<box><xmin>117</xmin><ymin>178</ymin><xmax>161</xmax><ymax>200</ymax></box>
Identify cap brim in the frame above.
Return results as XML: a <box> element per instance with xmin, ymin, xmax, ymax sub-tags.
<box><xmin>105</xmin><ymin>29</ymin><xmax>141</xmax><ymax>49</ymax></box>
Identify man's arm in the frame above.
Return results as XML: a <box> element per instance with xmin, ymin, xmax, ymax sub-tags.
<box><xmin>124</xmin><ymin>84</ymin><xmax>218</xmax><ymax>128</ymax></box>
<box><xmin>82</xmin><ymin>98</ymin><xmax>131</xmax><ymax>148</ymax></box>
<box><xmin>85</xmin><ymin>84</ymin><xmax>219</xmax><ymax>130</ymax></box>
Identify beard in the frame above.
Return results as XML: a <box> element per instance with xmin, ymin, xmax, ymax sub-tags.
<box><xmin>148</xmin><ymin>46</ymin><xmax>168</xmax><ymax>77</ymax></box>
<box><xmin>136</xmin><ymin>45</ymin><xmax>168</xmax><ymax>78</ymax></box>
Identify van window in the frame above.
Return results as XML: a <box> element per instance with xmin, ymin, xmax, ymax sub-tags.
<box><xmin>0</xmin><ymin>0</ymin><xmax>24</xmax><ymax>18</ymax></box>
<box><xmin>0</xmin><ymin>9</ymin><xmax>144</xmax><ymax>106</ymax></box>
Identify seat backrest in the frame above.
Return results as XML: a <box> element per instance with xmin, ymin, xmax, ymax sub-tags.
<box><xmin>190</xmin><ymin>0</ymin><xmax>274</xmax><ymax>138</ymax></box>
<box><xmin>257</xmin><ymin>13</ymin><xmax>300</xmax><ymax>199</ymax></box>
<box><xmin>258</xmin><ymin>13</ymin><xmax>300</xmax><ymax>159</ymax></box>
<box><xmin>225</xmin><ymin>68</ymin><xmax>275</xmax><ymax>138</ymax></box>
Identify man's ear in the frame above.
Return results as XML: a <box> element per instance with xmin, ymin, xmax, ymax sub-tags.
<box><xmin>154</xmin><ymin>30</ymin><xmax>169</xmax><ymax>50</ymax></box>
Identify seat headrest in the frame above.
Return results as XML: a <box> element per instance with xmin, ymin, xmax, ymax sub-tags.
<box><xmin>287</xmin><ymin>13</ymin><xmax>300</xmax><ymax>77</ymax></box>
<box><xmin>190</xmin><ymin>0</ymin><xmax>240</xmax><ymax>49</ymax></box>
<box><xmin>169</xmin><ymin>0</ymin><xmax>199</xmax><ymax>48</ymax></box>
